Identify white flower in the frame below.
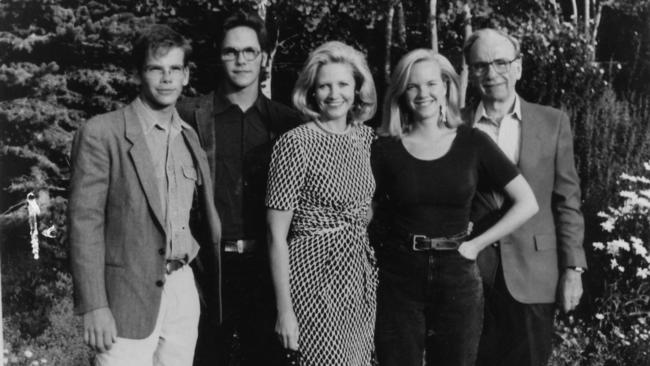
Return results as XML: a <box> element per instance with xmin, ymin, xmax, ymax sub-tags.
<box><xmin>600</xmin><ymin>220</ymin><xmax>615</xmax><ymax>232</ymax></box>
<box><xmin>593</xmin><ymin>242</ymin><xmax>605</xmax><ymax>250</ymax></box>
<box><xmin>607</xmin><ymin>239</ymin><xmax>630</xmax><ymax>255</ymax></box>
<box><xmin>631</xmin><ymin>237</ymin><xmax>648</xmax><ymax>256</ymax></box>
<box><xmin>618</xmin><ymin>266</ymin><xmax>625</xmax><ymax>272</ymax></box>
<box><xmin>610</xmin><ymin>258</ymin><xmax>619</xmax><ymax>269</ymax></box>
<box><xmin>595</xmin><ymin>313</ymin><xmax>605</xmax><ymax>320</ymax></box>
<box><xmin>30</xmin><ymin>361</ymin><xmax>38</xmax><ymax>366</ymax></box>
<box><xmin>39</xmin><ymin>359</ymin><xmax>47</xmax><ymax>364</ymax></box>
<box><xmin>637</xmin><ymin>267</ymin><xmax>650</xmax><ymax>279</ymax></box>
<box><xmin>644</xmin><ymin>162</ymin><xmax>650</xmax><ymax>171</ymax></box>
<box><xmin>23</xmin><ymin>350</ymin><xmax>33</xmax><ymax>359</ymax></box>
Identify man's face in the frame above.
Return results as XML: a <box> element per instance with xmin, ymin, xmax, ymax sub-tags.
<box><xmin>139</xmin><ymin>47</ymin><xmax>189</xmax><ymax>110</ymax></box>
<box><xmin>220</xmin><ymin>26</ymin><xmax>266</xmax><ymax>90</ymax></box>
<box><xmin>468</xmin><ymin>32</ymin><xmax>521</xmax><ymax>104</ymax></box>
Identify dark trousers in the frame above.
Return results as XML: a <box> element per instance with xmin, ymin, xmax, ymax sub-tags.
<box><xmin>196</xmin><ymin>251</ymin><xmax>282</xmax><ymax>366</ymax></box>
<box><xmin>375</xmin><ymin>245</ymin><xmax>483</xmax><ymax>366</ymax></box>
<box><xmin>476</xmin><ymin>251</ymin><xmax>554</xmax><ymax>366</ymax></box>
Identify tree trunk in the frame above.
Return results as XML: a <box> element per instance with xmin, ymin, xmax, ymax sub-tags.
<box><xmin>571</xmin><ymin>0</ymin><xmax>578</xmax><ymax>27</ymax></box>
<box><xmin>385</xmin><ymin>3</ymin><xmax>395</xmax><ymax>84</ymax></box>
<box><xmin>257</xmin><ymin>0</ymin><xmax>272</xmax><ymax>98</ymax></box>
<box><xmin>397</xmin><ymin>1</ymin><xmax>407</xmax><ymax>46</ymax></box>
<box><xmin>460</xmin><ymin>3</ymin><xmax>473</xmax><ymax>108</ymax></box>
<box><xmin>429</xmin><ymin>0</ymin><xmax>438</xmax><ymax>53</ymax></box>
<box><xmin>584</xmin><ymin>0</ymin><xmax>590</xmax><ymax>34</ymax></box>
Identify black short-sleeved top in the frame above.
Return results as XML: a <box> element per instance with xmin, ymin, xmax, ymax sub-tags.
<box><xmin>371</xmin><ymin>125</ymin><xmax>519</xmax><ymax>238</ymax></box>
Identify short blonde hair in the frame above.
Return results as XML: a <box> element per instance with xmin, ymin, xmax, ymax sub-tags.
<box><xmin>292</xmin><ymin>41</ymin><xmax>377</xmax><ymax>125</ymax></box>
<box><xmin>379</xmin><ymin>49</ymin><xmax>462</xmax><ymax>138</ymax></box>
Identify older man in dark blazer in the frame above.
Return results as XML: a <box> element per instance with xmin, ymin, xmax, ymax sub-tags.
<box><xmin>68</xmin><ymin>25</ymin><xmax>221</xmax><ymax>366</ymax></box>
<box><xmin>464</xmin><ymin>29</ymin><xmax>587</xmax><ymax>366</ymax></box>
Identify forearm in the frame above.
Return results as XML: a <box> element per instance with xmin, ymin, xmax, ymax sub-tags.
<box><xmin>266</xmin><ymin>209</ymin><xmax>295</xmax><ymax>316</ymax></box>
<box><xmin>469</xmin><ymin>175</ymin><xmax>538</xmax><ymax>252</ymax></box>
<box><xmin>269</xmin><ymin>236</ymin><xmax>294</xmax><ymax>315</ymax></box>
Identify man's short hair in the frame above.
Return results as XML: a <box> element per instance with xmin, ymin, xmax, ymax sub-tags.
<box><xmin>218</xmin><ymin>10</ymin><xmax>269</xmax><ymax>52</ymax></box>
<box><xmin>463</xmin><ymin>28</ymin><xmax>521</xmax><ymax>63</ymax></box>
<box><xmin>131</xmin><ymin>24</ymin><xmax>192</xmax><ymax>71</ymax></box>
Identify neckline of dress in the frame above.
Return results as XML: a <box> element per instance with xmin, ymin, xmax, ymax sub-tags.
<box><xmin>313</xmin><ymin>119</ymin><xmax>353</xmax><ymax>136</ymax></box>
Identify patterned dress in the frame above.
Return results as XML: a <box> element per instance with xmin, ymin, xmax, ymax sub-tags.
<box><xmin>266</xmin><ymin>123</ymin><xmax>378</xmax><ymax>366</ymax></box>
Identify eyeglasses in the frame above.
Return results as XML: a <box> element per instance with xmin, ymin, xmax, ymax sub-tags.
<box><xmin>221</xmin><ymin>47</ymin><xmax>261</xmax><ymax>62</ymax></box>
<box><xmin>143</xmin><ymin>65</ymin><xmax>186</xmax><ymax>79</ymax></box>
<box><xmin>469</xmin><ymin>56</ymin><xmax>520</xmax><ymax>76</ymax></box>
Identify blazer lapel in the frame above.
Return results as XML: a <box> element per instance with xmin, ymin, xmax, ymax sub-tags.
<box><xmin>518</xmin><ymin>100</ymin><xmax>543</xmax><ymax>174</ymax></box>
<box><xmin>123</xmin><ymin>102</ymin><xmax>166</xmax><ymax>232</ymax></box>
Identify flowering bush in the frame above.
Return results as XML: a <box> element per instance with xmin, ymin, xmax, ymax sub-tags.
<box><xmin>551</xmin><ymin>162</ymin><xmax>650</xmax><ymax>365</ymax></box>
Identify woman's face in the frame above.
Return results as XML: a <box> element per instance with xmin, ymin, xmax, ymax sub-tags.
<box><xmin>403</xmin><ymin>60</ymin><xmax>446</xmax><ymax>123</ymax></box>
<box><xmin>314</xmin><ymin>62</ymin><xmax>356</xmax><ymax>124</ymax></box>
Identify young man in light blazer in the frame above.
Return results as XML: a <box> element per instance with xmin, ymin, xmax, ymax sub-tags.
<box><xmin>68</xmin><ymin>24</ymin><xmax>221</xmax><ymax>366</ymax></box>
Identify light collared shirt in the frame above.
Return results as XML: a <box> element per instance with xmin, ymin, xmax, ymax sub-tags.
<box><xmin>473</xmin><ymin>95</ymin><xmax>522</xmax><ymax>207</ymax></box>
<box><xmin>473</xmin><ymin>95</ymin><xmax>522</xmax><ymax>164</ymax></box>
<box><xmin>133</xmin><ymin>97</ymin><xmax>199</xmax><ymax>262</ymax></box>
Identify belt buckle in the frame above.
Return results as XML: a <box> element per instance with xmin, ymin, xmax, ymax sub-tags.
<box><xmin>235</xmin><ymin>240</ymin><xmax>244</xmax><ymax>254</ymax></box>
<box><xmin>412</xmin><ymin>235</ymin><xmax>430</xmax><ymax>251</ymax></box>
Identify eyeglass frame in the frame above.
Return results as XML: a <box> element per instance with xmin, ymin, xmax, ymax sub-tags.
<box><xmin>142</xmin><ymin>65</ymin><xmax>187</xmax><ymax>79</ymax></box>
<box><xmin>469</xmin><ymin>55</ymin><xmax>521</xmax><ymax>76</ymax></box>
<box><xmin>220</xmin><ymin>47</ymin><xmax>262</xmax><ymax>62</ymax></box>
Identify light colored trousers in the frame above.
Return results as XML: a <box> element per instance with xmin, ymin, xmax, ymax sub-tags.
<box><xmin>95</xmin><ymin>265</ymin><xmax>200</xmax><ymax>366</ymax></box>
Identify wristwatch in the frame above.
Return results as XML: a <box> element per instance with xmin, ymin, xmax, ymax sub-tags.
<box><xmin>567</xmin><ymin>266</ymin><xmax>586</xmax><ymax>273</ymax></box>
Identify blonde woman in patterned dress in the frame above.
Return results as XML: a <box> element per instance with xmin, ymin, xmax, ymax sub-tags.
<box><xmin>265</xmin><ymin>41</ymin><xmax>378</xmax><ymax>365</ymax></box>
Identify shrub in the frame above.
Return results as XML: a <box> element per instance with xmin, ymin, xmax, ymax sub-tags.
<box><xmin>551</xmin><ymin>162</ymin><xmax>650</xmax><ymax>366</ymax></box>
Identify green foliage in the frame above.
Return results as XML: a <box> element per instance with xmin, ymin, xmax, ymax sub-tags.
<box><xmin>1</xmin><ymin>1</ymin><xmax>649</xmax><ymax>365</ymax></box>
<box><xmin>551</xmin><ymin>167</ymin><xmax>650</xmax><ymax>365</ymax></box>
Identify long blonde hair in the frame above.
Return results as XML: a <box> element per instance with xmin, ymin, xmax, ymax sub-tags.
<box><xmin>379</xmin><ymin>49</ymin><xmax>462</xmax><ymax>138</ymax></box>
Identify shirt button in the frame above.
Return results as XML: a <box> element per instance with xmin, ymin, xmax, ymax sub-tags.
<box><xmin>492</xmin><ymin>242</ymin><xmax>500</xmax><ymax>248</ymax></box>
<box><xmin>158</xmin><ymin>248</ymin><xmax>165</xmax><ymax>255</ymax></box>
<box><xmin>156</xmin><ymin>279</ymin><xmax>165</xmax><ymax>287</ymax></box>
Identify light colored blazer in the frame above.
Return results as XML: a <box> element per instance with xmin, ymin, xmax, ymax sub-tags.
<box><xmin>467</xmin><ymin>98</ymin><xmax>587</xmax><ymax>304</ymax></box>
<box><xmin>68</xmin><ymin>100</ymin><xmax>222</xmax><ymax>339</ymax></box>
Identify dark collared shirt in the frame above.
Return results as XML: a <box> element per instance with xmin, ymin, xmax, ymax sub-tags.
<box><xmin>212</xmin><ymin>92</ymin><xmax>273</xmax><ymax>240</ymax></box>
<box><xmin>133</xmin><ymin>97</ymin><xmax>199</xmax><ymax>261</ymax></box>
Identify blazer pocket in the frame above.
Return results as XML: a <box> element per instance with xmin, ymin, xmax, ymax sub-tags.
<box><xmin>534</xmin><ymin>234</ymin><xmax>557</xmax><ymax>251</ymax></box>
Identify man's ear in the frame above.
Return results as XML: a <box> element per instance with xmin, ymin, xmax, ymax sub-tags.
<box><xmin>261</xmin><ymin>51</ymin><xmax>269</xmax><ymax>66</ymax></box>
<box><xmin>182</xmin><ymin>66</ymin><xmax>190</xmax><ymax>87</ymax></box>
<box><xmin>514</xmin><ymin>58</ymin><xmax>523</xmax><ymax>81</ymax></box>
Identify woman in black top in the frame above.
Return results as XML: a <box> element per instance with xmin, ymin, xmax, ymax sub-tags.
<box><xmin>371</xmin><ymin>49</ymin><xmax>538</xmax><ymax>366</ymax></box>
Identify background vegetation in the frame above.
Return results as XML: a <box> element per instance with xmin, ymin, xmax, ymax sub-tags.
<box><xmin>1</xmin><ymin>0</ymin><xmax>649</xmax><ymax>364</ymax></box>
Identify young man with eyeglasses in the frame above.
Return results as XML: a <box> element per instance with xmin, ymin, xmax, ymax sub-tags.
<box><xmin>69</xmin><ymin>25</ymin><xmax>222</xmax><ymax>366</ymax></box>
<box><xmin>462</xmin><ymin>28</ymin><xmax>587</xmax><ymax>366</ymax></box>
<box><xmin>178</xmin><ymin>10</ymin><xmax>300</xmax><ymax>366</ymax></box>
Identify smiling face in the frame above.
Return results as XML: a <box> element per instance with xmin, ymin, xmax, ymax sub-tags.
<box><xmin>468</xmin><ymin>32</ymin><xmax>521</xmax><ymax>104</ymax></box>
<box><xmin>220</xmin><ymin>26</ymin><xmax>266</xmax><ymax>91</ymax></box>
<box><xmin>139</xmin><ymin>46</ymin><xmax>189</xmax><ymax>110</ymax></box>
<box><xmin>403</xmin><ymin>60</ymin><xmax>446</xmax><ymax>123</ymax></box>
<box><xmin>314</xmin><ymin>62</ymin><xmax>356</xmax><ymax>124</ymax></box>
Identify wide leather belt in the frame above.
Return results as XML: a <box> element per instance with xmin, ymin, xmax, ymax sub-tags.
<box><xmin>411</xmin><ymin>235</ymin><xmax>462</xmax><ymax>251</ymax></box>
<box><xmin>223</xmin><ymin>239</ymin><xmax>258</xmax><ymax>254</ymax></box>
<box><xmin>165</xmin><ymin>258</ymin><xmax>187</xmax><ymax>274</ymax></box>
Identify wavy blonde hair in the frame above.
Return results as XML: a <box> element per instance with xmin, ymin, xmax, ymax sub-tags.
<box><xmin>379</xmin><ymin>49</ymin><xmax>462</xmax><ymax>138</ymax></box>
<box><xmin>292</xmin><ymin>41</ymin><xmax>377</xmax><ymax>125</ymax></box>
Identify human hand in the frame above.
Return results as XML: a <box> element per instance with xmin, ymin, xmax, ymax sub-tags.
<box><xmin>83</xmin><ymin>307</ymin><xmax>117</xmax><ymax>353</ymax></box>
<box><xmin>276</xmin><ymin>310</ymin><xmax>300</xmax><ymax>350</ymax></box>
<box><xmin>558</xmin><ymin>269</ymin><xmax>584</xmax><ymax>313</ymax></box>
<box><xmin>457</xmin><ymin>241</ymin><xmax>479</xmax><ymax>260</ymax></box>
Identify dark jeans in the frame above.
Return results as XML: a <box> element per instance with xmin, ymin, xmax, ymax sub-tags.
<box><xmin>476</xmin><ymin>256</ymin><xmax>554</xmax><ymax>366</ymax></box>
<box><xmin>196</xmin><ymin>251</ymin><xmax>283</xmax><ymax>366</ymax></box>
<box><xmin>375</xmin><ymin>245</ymin><xmax>483</xmax><ymax>366</ymax></box>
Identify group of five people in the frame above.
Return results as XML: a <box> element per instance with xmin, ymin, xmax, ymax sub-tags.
<box><xmin>69</xmin><ymin>9</ymin><xmax>587</xmax><ymax>366</ymax></box>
